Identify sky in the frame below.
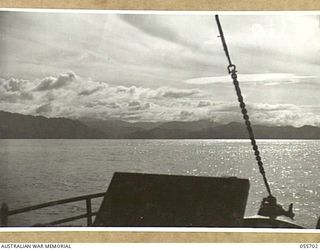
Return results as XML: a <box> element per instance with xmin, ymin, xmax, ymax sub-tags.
<box><xmin>0</xmin><ymin>11</ymin><xmax>320</xmax><ymax>126</ymax></box>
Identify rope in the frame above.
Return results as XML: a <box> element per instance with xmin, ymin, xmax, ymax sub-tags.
<box><xmin>215</xmin><ymin>15</ymin><xmax>272</xmax><ymax>196</ymax></box>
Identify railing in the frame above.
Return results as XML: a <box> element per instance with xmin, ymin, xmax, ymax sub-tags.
<box><xmin>0</xmin><ymin>192</ymin><xmax>106</xmax><ymax>227</ymax></box>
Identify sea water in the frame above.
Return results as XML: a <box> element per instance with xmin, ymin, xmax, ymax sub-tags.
<box><xmin>0</xmin><ymin>139</ymin><xmax>319</xmax><ymax>228</ymax></box>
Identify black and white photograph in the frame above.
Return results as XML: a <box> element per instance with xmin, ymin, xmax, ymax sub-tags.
<box><xmin>0</xmin><ymin>10</ymin><xmax>319</xmax><ymax>229</ymax></box>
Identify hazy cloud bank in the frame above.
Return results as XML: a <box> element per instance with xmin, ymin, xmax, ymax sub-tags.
<box><xmin>1</xmin><ymin>72</ymin><xmax>320</xmax><ymax>127</ymax></box>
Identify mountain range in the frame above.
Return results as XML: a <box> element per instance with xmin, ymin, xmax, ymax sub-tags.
<box><xmin>1</xmin><ymin>110</ymin><xmax>320</xmax><ymax>139</ymax></box>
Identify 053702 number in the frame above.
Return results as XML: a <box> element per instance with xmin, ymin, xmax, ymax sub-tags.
<box><xmin>300</xmin><ymin>244</ymin><xmax>319</xmax><ymax>248</ymax></box>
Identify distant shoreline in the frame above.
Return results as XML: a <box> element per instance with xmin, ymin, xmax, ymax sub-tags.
<box><xmin>1</xmin><ymin>110</ymin><xmax>320</xmax><ymax>139</ymax></box>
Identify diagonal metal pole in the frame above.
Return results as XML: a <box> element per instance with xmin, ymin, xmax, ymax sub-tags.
<box><xmin>215</xmin><ymin>14</ymin><xmax>272</xmax><ymax>196</ymax></box>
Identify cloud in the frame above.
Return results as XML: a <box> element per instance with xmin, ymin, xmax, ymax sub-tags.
<box><xmin>0</xmin><ymin>78</ymin><xmax>31</xmax><ymax>92</ymax></box>
<box><xmin>36</xmin><ymin>72</ymin><xmax>76</xmax><ymax>91</ymax></box>
<box><xmin>0</xmin><ymin>72</ymin><xmax>208</xmax><ymax>121</ymax></box>
<box><xmin>128</xmin><ymin>101</ymin><xmax>150</xmax><ymax>111</ymax></box>
<box><xmin>4</xmin><ymin>92</ymin><xmax>27</xmax><ymax>102</ymax></box>
<box><xmin>35</xmin><ymin>103</ymin><xmax>52</xmax><ymax>115</ymax></box>
<box><xmin>105</xmin><ymin>102</ymin><xmax>121</xmax><ymax>109</ymax></box>
<box><xmin>1</xmin><ymin>13</ymin><xmax>319</xmax><ymax>126</ymax></box>
<box><xmin>185</xmin><ymin>73</ymin><xmax>318</xmax><ymax>86</ymax></box>
<box><xmin>238</xmin><ymin>103</ymin><xmax>320</xmax><ymax>127</ymax></box>
<box><xmin>161</xmin><ymin>89</ymin><xmax>200</xmax><ymax>98</ymax></box>
<box><xmin>119</xmin><ymin>14</ymin><xmax>200</xmax><ymax>49</ymax></box>
<box><xmin>180</xmin><ymin>110</ymin><xmax>194</xmax><ymax>120</ymax></box>
<box><xmin>3</xmin><ymin>78</ymin><xmax>26</xmax><ymax>92</ymax></box>
<box><xmin>2</xmin><ymin>13</ymin><xmax>320</xmax><ymax>94</ymax></box>
<box><xmin>0</xmin><ymin>78</ymin><xmax>34</xmax><ymax>103</ymax></box>
<box><xmin>20</xmin><ymin>91</ymin><xmax>34</xmax><ymax>100</ymax></box>
<box><xmin>128</xmin><ymin>101</ymin><xmax>140</xmax><ymax>107</ymax></box>
<box><xmin>78</xmin><ymin>86</ymin><xmax>102</xmax><ymax>96</ymax></box>
<box><xmin>1</xmin><ymin>72</ymin><xmax>320</xmax><ymax>126</ymax></box>
<box><xmin>197</xmin><ymin>100</ymin><xmax>211</xmax><ymax>107</ymax></box>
